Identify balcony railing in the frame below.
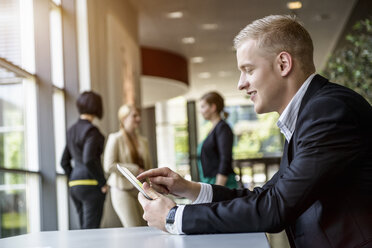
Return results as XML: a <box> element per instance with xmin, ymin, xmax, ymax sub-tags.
<box><xmin>233</xmin><ymin>157</ymin><xmax>281</xmax><ymax>189</ymax></box>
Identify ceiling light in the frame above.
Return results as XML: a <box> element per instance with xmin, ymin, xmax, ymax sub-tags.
<box><xmin>201</xmin><ymin>23</ymin><xmax>218</xmax><ymax>30</ymax></box>
<box><xmin>182</xmin><ymin>37</ymin><xmax>195</xmax><ymax>44</ymax></box>
<box><xmin>166</xmin><ymin>11</ymin><xmax>183</xmax><ymax>19</ymax></box>
<box><xmin>198</xmin><ymin>72</ymin><xmax>211</xmax><ymax>79</ymax></box>
<box><xmin>191</xmin><ymin>57</ymin><xmax>204</xmax><ymax>63</ymax></box>
<box><xmin>287</xmin><ymin>1</ymin><xmax>302</xmax><ymax>10</ymax></box>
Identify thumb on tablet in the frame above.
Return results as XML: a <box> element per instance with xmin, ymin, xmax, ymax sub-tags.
<box><xmin>143</xmin><ymin>182</ymin><xmax>160</xmax><ymax>200</ymax></box>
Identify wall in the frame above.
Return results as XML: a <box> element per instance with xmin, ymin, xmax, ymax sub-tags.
<box><xmin>85</xmin><ymin>0</ymin><xmax>141</xmax><ymax>228</ymax></box>
<box><xmin>87</xmin><ymin>0</ymin><xmax>141</xmax><ymax>135</ymax></box>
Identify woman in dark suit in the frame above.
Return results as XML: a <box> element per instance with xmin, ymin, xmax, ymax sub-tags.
<box><xmin>61</xmin><ymin>91</ymin><xmax>108</xmax><ymax>229</ymax></box>
<box><xmin>197</xmin><ymin>91</ymin><xmax>237</xmax><ymax>188</ymax></box>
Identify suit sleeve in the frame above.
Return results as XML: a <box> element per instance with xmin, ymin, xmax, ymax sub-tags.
<box><xmin>60</xmin><ymin>145</ymin><xmax>72</xmax><ymax>177</ymax></box>
<box><xmin>216</xmin><ymin>123</ymin><xmax>234</xmax><ymax>175</ymax></box>
<box><xmin>83</xmin><ymin>128</ymin><xmax>106</xmax><ymax>187</ymax></box>
<box><xmin>182</xmin><ymin>97</ymin><xmax>361</xmax><ymax>234</ymax></box>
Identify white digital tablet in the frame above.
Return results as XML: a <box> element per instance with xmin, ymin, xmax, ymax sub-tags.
<box><xmin>116</xmin><ymin>164</ymin><xmax>153</xmax><ymax>200</ymax></box>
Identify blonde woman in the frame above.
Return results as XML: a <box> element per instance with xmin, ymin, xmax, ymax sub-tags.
<box><xmin>104</xmin><ymin>105</ymin><xmax>152</xmax><ymax>227</ymax></box>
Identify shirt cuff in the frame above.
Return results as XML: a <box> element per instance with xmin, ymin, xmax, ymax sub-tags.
<box><xmin>192</xmin><ymin>183</ymin><xmax>213</xmax><ymax>204</ymax></box>
<box><xmin>174</xmin><ymin>205</ymin><xmax>185</xmax><ymax>234</ymax></box>
<box><xmin>173</xmin><ymin>183</ymin><xmax>213</xmax><ymax>235</ymax></box>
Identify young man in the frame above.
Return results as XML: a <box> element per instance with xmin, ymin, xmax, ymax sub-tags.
<box><xmin>137</xmin><ymin>15</ymin><xmax>372</xmax><ymax>248</ymax></box>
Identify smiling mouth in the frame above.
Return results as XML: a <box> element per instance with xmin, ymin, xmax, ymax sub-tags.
<box><xmin>248</xmin><ymin>91</ymin><xmax>257</xmax><ymax>96</ymax></box>
<box><xmin>247</xmin><ymin>91</ymin><xmax>257</xmax><ymax>101</ymax></box>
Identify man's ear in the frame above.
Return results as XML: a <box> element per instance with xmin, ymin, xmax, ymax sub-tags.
<box><xmin>276</xmin><ymin>52</ymin><xmax>292</xmax><ymax>76</ymax></box>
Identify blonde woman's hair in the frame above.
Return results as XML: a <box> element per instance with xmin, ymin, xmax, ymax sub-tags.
<box><xmin>117</xmin><ymin>104</ymin><xmax>144</xmax><ymax>168</ymax></box>
<box><xmin>234</xmin><ymin>15</ymin><xmax>315</xmax><ymax>74</ymax></box>
<box><xmin>118</xmin><ymin>104</ymin><xmax>140</xmax><ymax>129</ymax></box>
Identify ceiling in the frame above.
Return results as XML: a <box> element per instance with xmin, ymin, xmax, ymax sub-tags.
<box><xmin>133</xmin><ymin>0</ymin><xmax>357</xmax><ymax>105</ymax></box>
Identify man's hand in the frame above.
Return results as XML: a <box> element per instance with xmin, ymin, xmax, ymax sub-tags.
<box><xmin>137</xmin><ymin>167</ymin><xmax>201</xmax><ymax>201</ymax></box>
<box><xmin>138</xmin><ymin>182</ymin><xmax>176</xmax><ymax>232</ymax></box>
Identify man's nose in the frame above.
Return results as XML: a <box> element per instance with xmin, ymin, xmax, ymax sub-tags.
<box><xmin>237</xmin><ymin>73</ymin><xmax>247</xmax><ymax>90</ymax></box>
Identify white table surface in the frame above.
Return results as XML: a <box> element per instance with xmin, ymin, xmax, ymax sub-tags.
<box><xmin>0</xmin><ymin>226</ymin><xmax>270</xmax><ymax>248</ymax></box>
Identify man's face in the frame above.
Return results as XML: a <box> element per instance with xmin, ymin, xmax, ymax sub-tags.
<box><xmin>236</xmin><ymin>39</ymin><xmax>283</xmax><ymax>114</ymax></box>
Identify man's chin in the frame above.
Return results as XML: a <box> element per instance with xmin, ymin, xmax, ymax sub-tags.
<box><xmin>253</xmin><ymin>105</ymin><xmax>263</xmax><ymax>114</ymax></box>
<box><xmin>254</xmin><ymin>105</ymin><xmax>271</xmax><ymax>115</ymax></box>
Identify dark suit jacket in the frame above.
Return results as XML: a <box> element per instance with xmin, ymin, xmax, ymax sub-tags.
<box><xmin>182</xmin><ymin>75</ymin><xmax>372</xmax><ymax>248</ymax></box>
<box><xmin>200</xmin><ymin>120</ymin><xmax>235</xmax><ymax>177</ymax></box>
<box><xmin>61</xmin><ymin>119</ymin><xmax>106</xmax><ymax>187</ymax></box>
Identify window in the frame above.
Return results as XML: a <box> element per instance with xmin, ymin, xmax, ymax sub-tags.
<box><xmin>49</xmin><ymin>0</ymin><xmax>68</xmax><ymax>231</ymax></box>
<box><xmin>155</xmin><ymin>97</ymin><xmax>191</xmax><ymax>179</ymax></box>
<box><xmin>0</xmin><ymin>0</ymin><xmax>40</xmax><ymax>238</ymax></box>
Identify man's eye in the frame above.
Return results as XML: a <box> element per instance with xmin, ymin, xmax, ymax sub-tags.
<box><xmin>245</xmin><ymin>68</ymin><xmax>253</xmax><ymax>74</ymax></box>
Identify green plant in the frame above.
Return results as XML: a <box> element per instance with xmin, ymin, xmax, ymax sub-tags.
<box><xmin>322</xmin><ymin>17</ymin><xmax>372</xmax><ymax>104</ymax></box>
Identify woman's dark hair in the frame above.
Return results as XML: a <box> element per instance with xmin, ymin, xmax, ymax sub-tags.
<box><xmin>76</xmin><ymin>91</ymin><xmax>103</xmax><ymax>119</ymax></box>
<box><xmin>200</xmin><ymin>91</ymin><xmax>229</xmax><ymax>119</ymax></box>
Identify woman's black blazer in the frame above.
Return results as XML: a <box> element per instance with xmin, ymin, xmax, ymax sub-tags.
<box><xmin>200</xmin><ymin>120</ymin><xmax>234</xmax><ymax>177</ymax></box>
<box><xmin>61</xmin><ymin>119</ymin><xmax>106</xmax><ymax>187</ymax></box>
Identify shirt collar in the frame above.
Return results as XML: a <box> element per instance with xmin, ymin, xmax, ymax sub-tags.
<box><xmin>277</xmin><ymin>73</ymin><xmax>315</xmax><ymax>142</ymax></box>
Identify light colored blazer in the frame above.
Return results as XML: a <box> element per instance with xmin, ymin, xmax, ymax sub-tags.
<box><xmin>104</xmin><ymin>130</ymin><xmax>152</xmax><ymax>190</ymax></box>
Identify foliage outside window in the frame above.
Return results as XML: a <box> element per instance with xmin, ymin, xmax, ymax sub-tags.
<box><xmin>232</xmin><ymin>112</ymin><xmax>282</xmax><ymax>159</ymax></box>
<box><xmin>322</xmin><ymin>17</ymin><xmax>372</xmax><ymax>104</ymax></box>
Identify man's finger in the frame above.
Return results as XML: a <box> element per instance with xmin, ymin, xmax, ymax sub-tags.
<box><xmin>143</xmin><ymin>182</ymin><xmax>160</xmax><ymax>200</ymax></box>
<box><xmin>150</xmin><ymin>183</ymin><xmax>169</xmax><ymax>194</ymax></box>
<box><xmin>137</xmin><ymin>167</ymin><xmax>171</xmax><ymax>181</ymax></box>
<box><xmin>149</xmin><ymin>176</ymin><xmax>174</xmax><ymax>187</ymax></box>
<box><xmin>138</xmin><ymin>191</ymin><xmax>148</xmax><ymax>207</ymax></box>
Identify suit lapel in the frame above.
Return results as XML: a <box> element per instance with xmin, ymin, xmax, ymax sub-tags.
<box><xmin>286</xmin><ymin>74</ymin><xmax>328</xmax><ymax>167</ymax></box>
<box><xmin>298</xmin><ymin>74</ymin><xmax>328</xmax><ymax>115</ymax></box>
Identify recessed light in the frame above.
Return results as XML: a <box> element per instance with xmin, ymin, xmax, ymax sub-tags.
<box><xmin>201</xmin><ymin>23</ymin><xmax>218</xmax><ymax>30</ymax></box>
<box><xmin>198</xmin><ymin>72</ymin><xmax>211</xmax><ymax>79</ymax></box>
<box><xmin>287</xmin><ymin>1</ymin><xmax>302</xmax><ymax>10</ymax></box>
<box><xmin>191</xmin><ymin>57</ymin><xmax>204</xmax><ymax>63</ymax></box>
<box><xmin>182</xmin><ymin>37</ymin><xmax>195</xmax><ymax>44</ymax></box>
<box><xmin>166</xmin><ymin>11</ymin><xmax>183</xmax><ymax>19</ymax></box>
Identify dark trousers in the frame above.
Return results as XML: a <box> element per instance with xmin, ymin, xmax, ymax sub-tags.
<box><xmin>70</xmin><ymin>185</ymin><xmax>106</xmax><ymax>229</ymax></box>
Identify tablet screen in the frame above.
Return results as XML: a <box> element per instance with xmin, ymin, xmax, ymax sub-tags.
<box><xmin>116</xmin><ymin>164</ymin><xmax>153</xmax><ymax>200</ymax></box>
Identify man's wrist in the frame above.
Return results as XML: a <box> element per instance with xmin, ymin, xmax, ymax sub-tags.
<box><xmin>165</xmin><ymin>206</ymin><xmax>178</xmax><ymax>234</ymax></box>
<box><xmin>184</xmin><ymin>181</ymin><xmax>201</xmax><ymax>202</ymax></box>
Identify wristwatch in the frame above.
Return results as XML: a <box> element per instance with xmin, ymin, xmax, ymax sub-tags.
<box><xmin>165</xmin><ymin>205</ymin><xmax>178</xmax><ymax>234</ymax></box>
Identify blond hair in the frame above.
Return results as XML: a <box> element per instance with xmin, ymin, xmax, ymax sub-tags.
<box><xmin>234</xmin><ymin>15</ymin><xmax>315</xmax><ymax>74</ymax></box>
<box><xmin>117</xmin><ymin>104</ymin><xmax>144</xmax><ymax>168</ymax></box>
<box><xmin>118</xmin><ymin>104</ymin><xmax>140</xmax><ymax>129</ymax></box>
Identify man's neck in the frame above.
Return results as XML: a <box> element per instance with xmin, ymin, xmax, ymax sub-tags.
<box><xmin>278</xmin><ymin>72</ymin><xmax>314</xmax><ymax>114</ymax></box>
